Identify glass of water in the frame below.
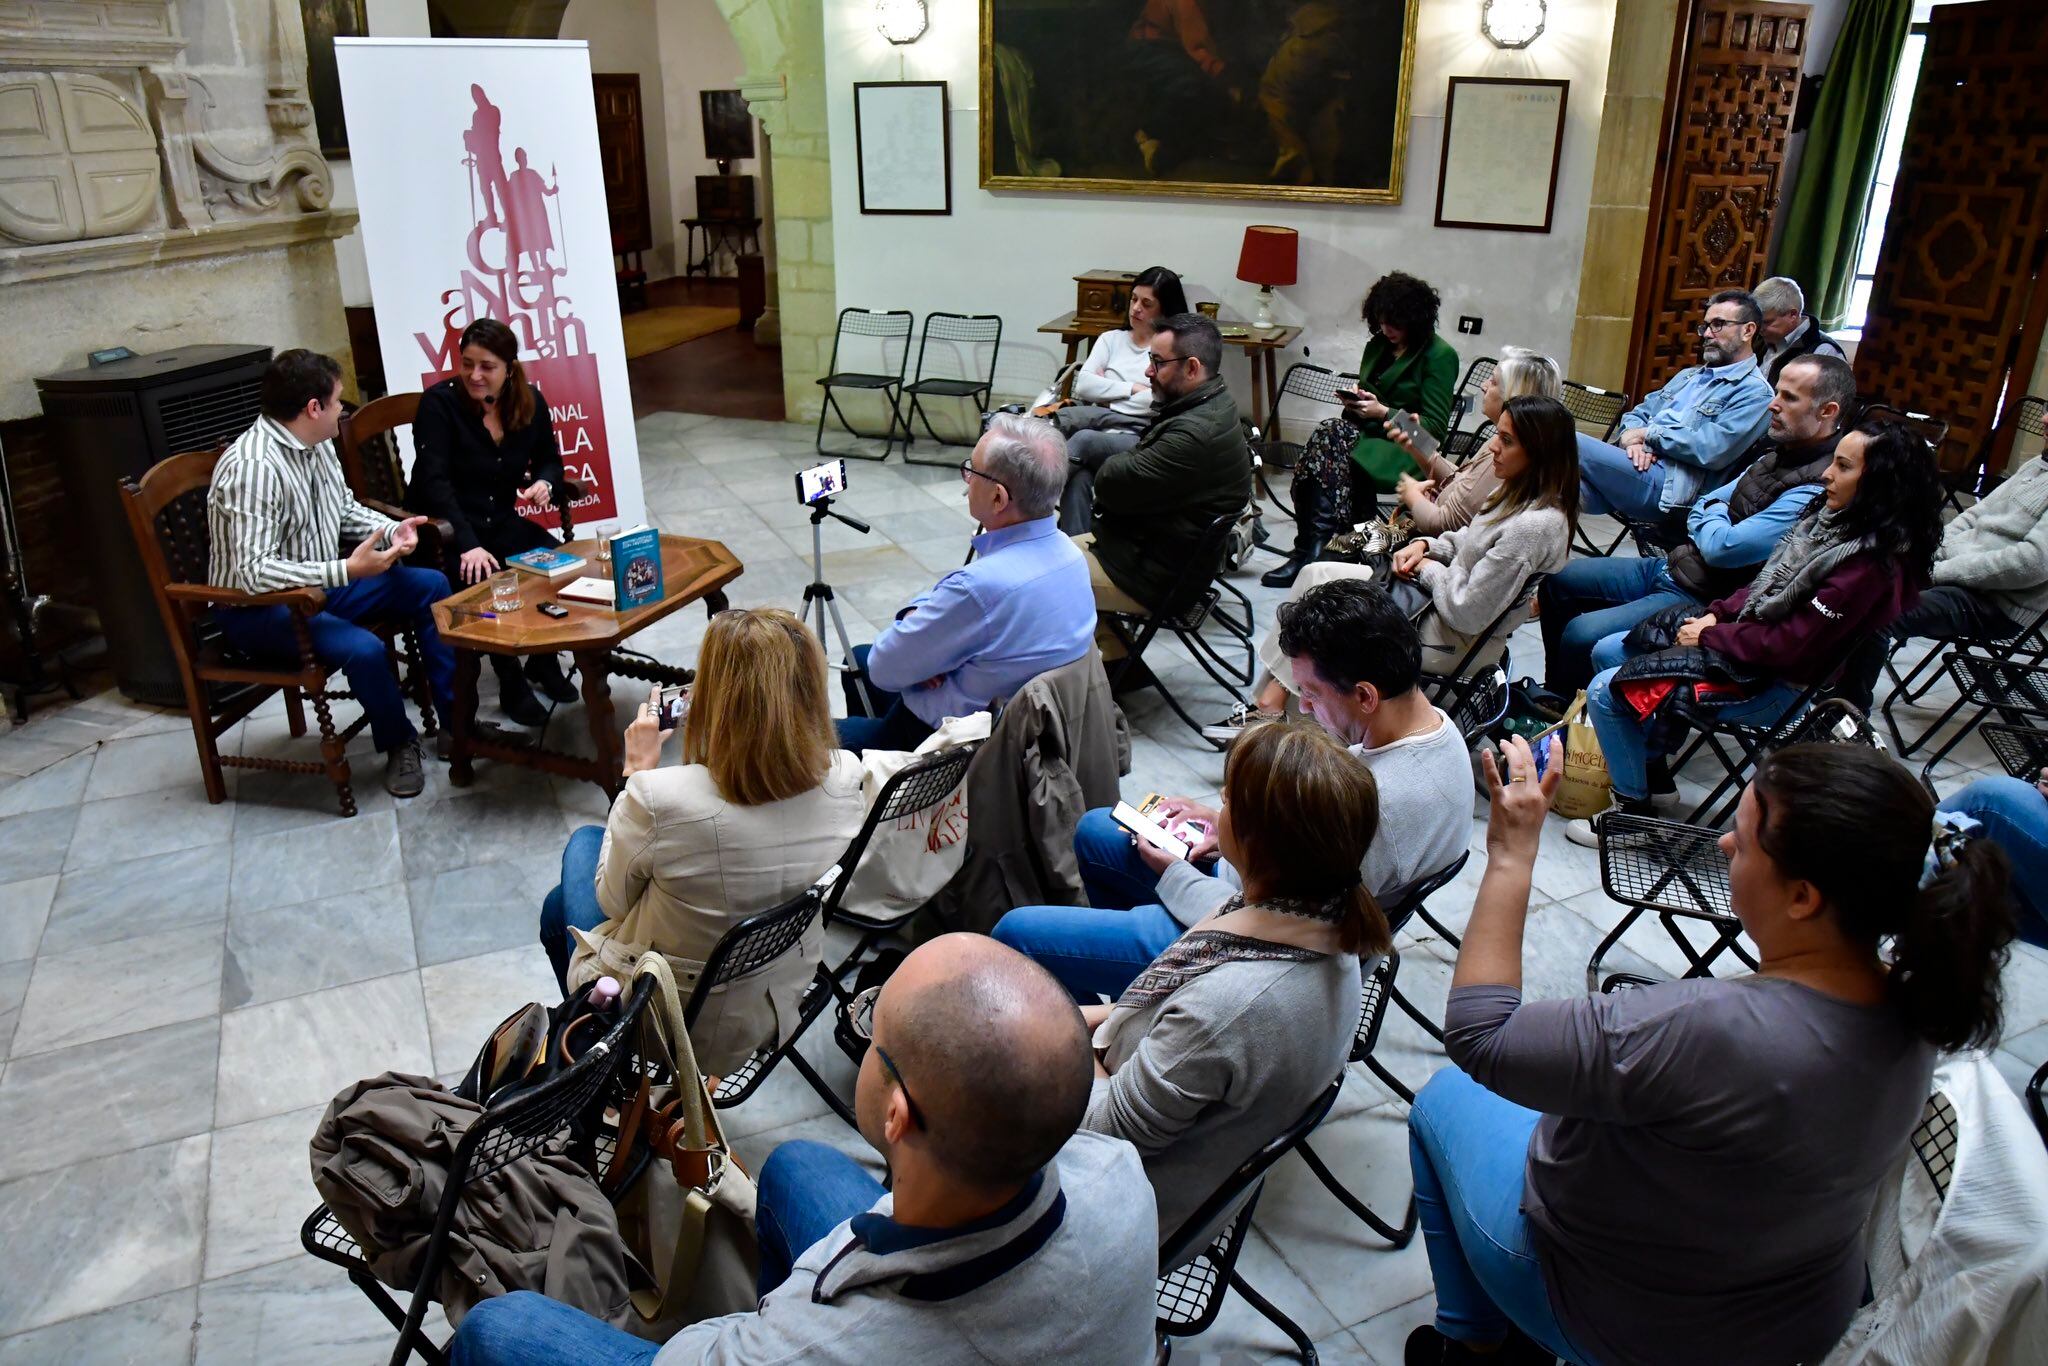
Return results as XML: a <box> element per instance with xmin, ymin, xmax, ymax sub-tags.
<box><xmin>489</xmin><ymin>571</ymin><xmax>522</xmax><ymax>614</ymax></box>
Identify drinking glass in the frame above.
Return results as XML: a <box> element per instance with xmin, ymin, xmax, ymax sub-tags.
<box><xmin>489</xmin><ymin>571</ymin><xmax>522</xmax><ymax>613</ymax></box>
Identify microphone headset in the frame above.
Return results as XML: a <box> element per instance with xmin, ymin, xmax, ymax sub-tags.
<box><xmin>482</xmin><ymin>393</ymin><xmax>496</xmax><ymax>406</ymax></box>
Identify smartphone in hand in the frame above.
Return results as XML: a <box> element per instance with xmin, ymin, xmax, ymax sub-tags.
<box><xmin>1112</xmin><ymin>800</ymin><xmax>1190</xmax><ymax>861</ymax></box>
<box><xmin>1333</xmin><ymin>388</ymin><xmax>1366</xmax><ymax>406</ymax></box>
<box><xmin>656</xmin><ymin>685</ymin><xmax>691</xmax><ymax>731</ymax></box>
<box><xmin>1388</xmin><ymin>409</ymin><xmax>1440</xmax><ymax>459</ymax></box>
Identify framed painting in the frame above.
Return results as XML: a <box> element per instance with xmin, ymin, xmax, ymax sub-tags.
<box><xmin>1434</xmin><ymin>77</ymin><xmax>1569</xmax><ymax>232</ymax></box>
<box><xmin>855</xmin><ymin>82</ymin><xmax>953</xmax><ymax>215</ymax></box>
<box><xmin>301</xmin><ymin>0</ymin><xmax>369</xmax><ymax>159</ymax></box>
<box><xmin>980</xmin><ymin>0</ymin><xmax>1419</xmax><ymax>204</ymax></box>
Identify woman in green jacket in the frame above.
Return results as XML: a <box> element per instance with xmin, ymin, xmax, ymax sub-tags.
<box><xmin>1263</xmin><ymin>271</ymin><xmax>1462</xmax><ymax>587</ymax></box>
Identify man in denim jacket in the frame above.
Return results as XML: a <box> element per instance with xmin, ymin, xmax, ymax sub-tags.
<box><xmin>1578</xmin><ymin>289</ymin><xmax>1775</xmax><ymax>522</ymax></box>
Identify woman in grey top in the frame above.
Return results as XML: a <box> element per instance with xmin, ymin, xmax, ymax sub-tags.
<box><xmin>1080</xmin><ymin>722</ymin><xmax>1384</xmax><ymax>1260</ymax></box>
<box><xmin>1404</xmin><ymin>740</ymin><xmax>2016</xmax><ymax>1366</ymax></box>
<box><xmin>1389</xmin><ymin>394</ymin><xmax>1578</xmax><ymax>674</ymax></box>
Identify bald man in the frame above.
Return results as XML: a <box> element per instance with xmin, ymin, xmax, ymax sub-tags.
<box><xmin>451</xmin><ymin>936</ymin><xmax>1160</xmax><ymax>1365</ymax></box>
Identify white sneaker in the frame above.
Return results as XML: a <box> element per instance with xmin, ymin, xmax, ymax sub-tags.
<box><xmin>1564</xmin><ymin>816</ymin><xmax>1602</xmax><ymax>849</ymax></box>
<box><xmin>1646</xmin><ymin>787</ymin><xmax>1684</xmax><ymax>814</ymax></box>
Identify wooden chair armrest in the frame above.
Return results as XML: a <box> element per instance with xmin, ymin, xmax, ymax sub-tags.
<box><xmin>163</xmin><ymin>582</ymin><xmax>328</xmax><ymax>614</ymax></box>
<box><xmin>361</xmin><ymin>500</ymin><xmax>456</xmax><ymax>544</ymax></box>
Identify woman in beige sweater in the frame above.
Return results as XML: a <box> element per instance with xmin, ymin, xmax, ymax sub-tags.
<box><xmin>538</xmin><ymin>608</ymin><xmax>866</xmax><ymax>1073</ymax></box>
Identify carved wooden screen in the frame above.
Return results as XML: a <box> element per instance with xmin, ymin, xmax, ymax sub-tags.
<box><xmin>1853</xmin><ymin>0</ymin><xmax>2048</xmax><ymax>476</ymax></box>
<box><xmin>1627</xmin><ymin>1</ymin><xmax>1810</xmax><ymax>402</ymax></box>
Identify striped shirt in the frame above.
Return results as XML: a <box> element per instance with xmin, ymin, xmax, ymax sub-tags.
<box><xmin>208</xmin><ymin>416</ymin><xmax>397</xmax><ymax>593</ymax></box>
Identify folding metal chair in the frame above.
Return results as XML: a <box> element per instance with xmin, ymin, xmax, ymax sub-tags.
<box><xmin>900</xmin><ymin>312</ymin><xmax>1002</xmax><ymax>464</ymax></box>
<box><xmin>1446</xmin><ymin>356</ymin><xmax>1498</xmax><ymax>436</ymax></box>
<box><xmin>300</xmin><ymin>978</ymin><xmax>654</xmax><ymax>1366</ymax></box>
<box><xmin>1856</xmin><ymin>403</ymin><xmax>1958</xmax><ymax>510</ymax></box>
<box><xmin>1442</xmin><ymin>419</ymin><xmax>1495</xmax><ymax>468</ymax></box>
<box><xmin>1559</xmin><ymin>378</ymin><xmax>1637</xmax><ymax>556</ymax></box>
<box><xmin>1665</xmin><ymin>662</ymin><xmax>1873</xmax><ymax>826</ymax></box>
<box><xmin>1584</xmin><ymin>812</ymin><xmax>1753</xmax><ymax>994</ymax></box>
<box><xmin>1901</xmin><ymin>653</ymin><xmax>2048</xmax><ymax>796</ymax></box>
<box><xmin>1883</xmin><ymin>608</ymin><xmax>2048</xmax><ymax>762</ymax></box>
<box><xmin>1155</xmin><ymin>1079</ymin><xmax>1340</xmax><ymax>1364</ymax></box>
<box><xmin>1253</xmin><ymin>362</ymin><xmax>1358</xmax><ymax>517</ymax></box>
<box><xmin>1102</xmin><ymin>512</ymin><xmax>1255</xmax><ymax>746</ymax></box>
<box><xmin>816</xmin><ymin>307</ymin><xmax>914</xmax><ymax>461</ymax></box>
<box><xmin>1443</xmin><ymin>667</ymin><xmax>1511</xmax><ymax>749</ymax></box>
<box><xmin>1290</xmin><ymin>955</ymin><xmax>1418</xmax><ymax>1247</ymax></box>
<box><xmin>1978</xmin><ymin>721</ymin><xmax>2048</xmax><ymax>784</ymax></box>
<box><xmin>1415</xmin><ymin>574</ymin><xmax>1545</xmax><ymax>711</ymax></box>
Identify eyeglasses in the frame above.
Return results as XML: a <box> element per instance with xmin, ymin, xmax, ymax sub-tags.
<box><xmin>848</xmin><ymin>985</ymin><xmax>924</xmax><ymax>1127</ymax></box>
<box><xmin>1147</xmin><ymin>352</ymin><xmax>1189</xmax><ymax>372</ymax></box>
<box><xmin>1696</xmin><ymin>318</ymin><xmax>1745</xmax><ymax>335</ymax></box>
<box><xmin>959</xmin><ymin>460</ymin><xmax>1008</xmax><ymax>492</ymax></box>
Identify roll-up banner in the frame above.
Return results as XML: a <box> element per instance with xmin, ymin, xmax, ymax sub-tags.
<box><xmin>336</xmin><ymin>38</ymin><xmax>645</xmax><ymax>532</ymax></box>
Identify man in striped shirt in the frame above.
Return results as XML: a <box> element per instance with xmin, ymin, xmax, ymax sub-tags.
<box><xmin>209</xmin><ymin>350</ymin><xmax>456</xmax><ymax>797</ymax></box>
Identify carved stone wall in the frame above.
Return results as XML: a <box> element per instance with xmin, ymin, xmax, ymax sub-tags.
<box><xmin>0</xmin><ymin>0</ymin><xmax>358</xmax><ymax>420</ymax></box>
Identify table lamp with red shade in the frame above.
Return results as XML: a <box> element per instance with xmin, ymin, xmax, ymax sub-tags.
<box><xmin>1235</xmin><ymin>225</ymin><xmax>1298</xmax><ymax>331</ymax></box>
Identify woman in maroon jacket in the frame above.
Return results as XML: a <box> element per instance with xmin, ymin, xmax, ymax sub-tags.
<box><xmin>1575</xmin><ymin>419</ymin><xmax>1942</xmax><ymax>843</ymax></box>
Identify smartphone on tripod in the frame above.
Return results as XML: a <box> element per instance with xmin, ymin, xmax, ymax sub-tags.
<box><xmin>796</xmin><ymin>459</ymin><xmax>847</xmax><ymax>505</ymax></box>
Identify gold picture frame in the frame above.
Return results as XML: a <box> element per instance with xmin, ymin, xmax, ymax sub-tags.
<box><xmin>979</xmin><ymin>0</ymin><xmax>1420</xmax><ymax>205</ymax></box>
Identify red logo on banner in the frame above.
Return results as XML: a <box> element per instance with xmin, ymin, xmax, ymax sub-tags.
<box><xmin>414</xmin><ymin>83</ymin><xmax>615</xmax><ymax>530</ymax></box>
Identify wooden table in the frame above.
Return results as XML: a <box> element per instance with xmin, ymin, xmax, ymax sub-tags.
<box><xmin>1037</xmin><ymin>312</ymin><xmax>1303</xmax><ymax>433</ymax></box>
<box><xmin>432</xmin><ymin>533</ymin><xmax>744</xmax><ymax>796</ymax></box>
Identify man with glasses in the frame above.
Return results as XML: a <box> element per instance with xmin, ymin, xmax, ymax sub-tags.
<box><xmin>1079</xmin><ymin>312</ymin><xmax>1251</xmax><ymax>621</ymax></box>
<box><xmin>1577</xmin><ymin>288</ymin><xmax>1775</xmax><ymax>527</ymax></box>
<box><xmin>836</xmin><ymin>413</ymin><xmax>1093</xmax><ymax>753</ymax></box>
<box><xmin>450</xmin><ymin>934</ymin><xmax>1160</xmax><ymax>1365</ymax></box>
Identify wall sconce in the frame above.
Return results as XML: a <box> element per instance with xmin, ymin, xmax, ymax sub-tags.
<box><xmin>1481</xmin><ymin>0</ymin><xmax>1547</xmax><ymax>49</ymax></box>
<box><xmin>876</xmin><ymin>0</ymin><xmax>928</xmax><ymax>44</ymax></box>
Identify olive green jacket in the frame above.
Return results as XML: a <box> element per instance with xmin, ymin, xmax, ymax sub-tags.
<box><xmin>1091</xmin><ymin>376</ymin><xmax>1250</xmax><ymax>611</ymax></box>
<box><xmin>1349</xmin><ymin>333</ymin><xmax>1462</xmax><ymax>491</ymax></box>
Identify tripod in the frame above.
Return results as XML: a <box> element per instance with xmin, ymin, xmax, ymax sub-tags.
<box><xmin>801</xmin><ymin>495</ymin><xmax>876</xmax><ymax>717</ymax></box>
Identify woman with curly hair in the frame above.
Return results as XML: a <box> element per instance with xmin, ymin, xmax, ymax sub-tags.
<box><xmin>1264</xmin><ymin>271</ymin><xmax>1463</xmax><ymax>586</ymax></box>
<box><xmin>1572</xmin><ymin>417</ymin><xmax>1946</xmax><ymax>847</ymax></box>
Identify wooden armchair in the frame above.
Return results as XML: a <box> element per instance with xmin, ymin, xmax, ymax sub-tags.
<box><xmin>118</xmin><ymin>449</ymin><xmax>436</xmax><ymax>818</ymax></box>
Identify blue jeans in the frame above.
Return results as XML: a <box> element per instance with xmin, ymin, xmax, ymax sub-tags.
<box><xmin>1587</xmin><ymin>664</ymin><xmax>1804</xmax><ymax>801</ymax></box>
<box><xmin>450</xmin><ymin>1291</ymin><xmax>656</xmax><ymax>1365</ymax></box>
<box><xmin>539</xmin><ymin>824</ymin><xmax>607</xmax><ymax>994</ymax></box>
<box><xmin>991</xmin><ymin>807</ymin><xmax>1205</xmax><ymax>1000</ymax></box>
<box><xmin>214</xmin><ymin>565</ymin><xmax>457</xmax><ymax>752</ymax></box>
<box><xmin>836</xmin><ymin>643</ymin><xmax>937</xmax><ymax>754</ymax></box>
<box><xmin>1538</xmin><ymin>556</ymin><xmax>1704</xmax><ymax>696</ymax></box>
<box><xmin>1576</xmin><ymin>434</ymin><xmax>1670</xmax><ymax>523</ymax></box>
<box><xmin>1939</xmin><ymin>777</ymin><xmax>2048</xmax><ymax>949</ymax></box>
<box><xmin>754</xmin><ymin>1139</ymin><xmax>886</xmax><ymax>1297</ymax></box>
<box><xmin>1409</xmin><ymin>1068</ymin><xmax>1583</xmax><ymax>1361</ymax></box>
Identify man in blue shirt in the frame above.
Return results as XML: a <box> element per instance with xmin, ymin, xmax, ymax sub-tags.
<box><xmin>838</xmin><ymin>414</ymin><xmax>1096</xmax><ymax>752</ymax></box>
<box><xmin>1540</xmin><ymin>353</ymin><xmax>1855</xmax><ymax>695</ymax></box>
<box><xmin>1579</xmin><ymin>289</ymin><xmax>1776</xmax><ymax>522</ymax></box>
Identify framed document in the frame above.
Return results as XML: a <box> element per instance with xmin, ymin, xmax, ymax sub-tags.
<box><xmin>1434</xmin><ymin>77</ymin><xmax>1570</xmax><ymax>233</ymax></box>
<box><xmin>854</xmin><ymin>81</ymin><xmax>952</xmax><ymax>216</ymax></box>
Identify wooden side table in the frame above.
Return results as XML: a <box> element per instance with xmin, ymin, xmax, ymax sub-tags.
<box><xmin>1037</xmin><ymin>312</ymin><xmax>1302</xmax><ymax>433</ymax></box>
<box><xmin>433</xmin><ymin>534</ymin><xmax>744</xmax><ymax>796</ymax></box>
<box><xmin>683</xmin><ymin>218</ymin><xmax>763</xmax><ymax>279</ymax></box>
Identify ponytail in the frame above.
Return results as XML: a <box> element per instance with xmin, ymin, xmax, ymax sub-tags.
<box><xmin>1752</xmin><ymin>745</ymin><xmax>2016</xmax><ymax>1051</ymax></box>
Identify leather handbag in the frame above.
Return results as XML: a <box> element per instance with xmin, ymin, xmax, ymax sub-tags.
<box><xmin>457</xmin><ymin>979</ymin><xmax>624</xmax><ymax>1109</ymax></box>
<box><xmin>607</xmin><ymin>953</ymin><xmax>760</xmax><ymax>1338</ymax></box>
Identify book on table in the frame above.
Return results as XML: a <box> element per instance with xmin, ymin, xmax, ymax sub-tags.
<box><xmin>608</xmin><ymin>525</ymin><xmax>664</xmax><ymax>609</ymax></box>
<box><xmin>558</xmin><ymin>576</ymin><xmax>616</xmax><ymax>606</ymax></box>
<box><xmin>504</xmin><ymin>546</ymin><xmax>587</xmax><ymax>580</ymax></box>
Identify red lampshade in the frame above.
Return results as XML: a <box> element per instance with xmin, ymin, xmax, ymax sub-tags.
<box><xmin>1235</xmin><ymin>225</ymin><xmax>1298</xmax><ymax>288</ymax></box>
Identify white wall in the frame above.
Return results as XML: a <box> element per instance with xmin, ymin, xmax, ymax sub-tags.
<box><xmin>561</xmin><ymin>0</ymin><xmax>679</xmax><ymax>278</ymax></box>
<box><xmin>655</xmin><ymin>0</ymin><xmax>755</xmax><ymax>227</ymax></box>
<box><xmin>825</xmin><ymin>0</ymin><xmax>1617</xmax><ymax>408</ymax></box>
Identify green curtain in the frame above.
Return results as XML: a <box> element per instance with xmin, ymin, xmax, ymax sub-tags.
<box><xmin>1773</xmin><ymin>0</ymin><xmax>1915</xmax><ymax>329</ymax></box>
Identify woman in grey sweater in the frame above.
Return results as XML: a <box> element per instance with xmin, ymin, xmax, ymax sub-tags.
<box><xmin>1403</xmin><ymin>738</ymin><xmax>2016</xmax><ymax>1366</ymax></box>
<box><xmin>1390</xmin><ymin>394</ymin><xmax>1579</xmax><ymax>674</ymax></box>
<box><xmin>1080</xmin><ymin>722</ymin><xmax>1384</xmax><ymax>1260</ymax></box>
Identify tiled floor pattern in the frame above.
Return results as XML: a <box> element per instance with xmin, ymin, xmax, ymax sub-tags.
<box><xmin>0</xmin><ymin>410</ymin><xmax>2042</xmax><ymax>1364</ymax></box>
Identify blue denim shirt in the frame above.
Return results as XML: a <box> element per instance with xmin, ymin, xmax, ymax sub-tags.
<box><xmin>1685</xmin><ymin>472</ymin><xmax>1824</xmax><ymax>568</ymax></box>
<box><xmin>1623</xmin><ymin>357</ymin><xmax>1774</xmax><ymax>511</ymax></box>
<box><xmin>865</xmin><ymin>516</ymin><xmax>1095</xmax><ymax>727</ymax></box>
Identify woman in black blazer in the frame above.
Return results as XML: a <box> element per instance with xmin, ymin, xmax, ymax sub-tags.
<box><xmin>409</xmin><ymin>317</ymin><xmax>575</xmax><ymax>724</ymax></box>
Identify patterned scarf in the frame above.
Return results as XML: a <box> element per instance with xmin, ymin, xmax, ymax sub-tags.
<box><xmin>1736</xmin><ymin>504</ymin><xmax>1870</xmax><ymax>622</ymax></box>
<box><xmin>1114</xmin><ymin>920</ymin><xmax>1328</xmax><ymax>1014</ymax></box>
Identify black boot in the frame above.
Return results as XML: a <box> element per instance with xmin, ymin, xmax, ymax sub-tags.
<box><xmin>524</xmin><ymin>652</ymin><xmax>578</xmax><ymax>704</ymax></box>
<box><xmin>492</xmin><ymin>654</ymin><xmax>550</xmax><ymax>727</ymax></box>
<box><xmin>1260</xmin><ymin>476</ymin><xmax>1340</xmax><ymax>588</ymax></box>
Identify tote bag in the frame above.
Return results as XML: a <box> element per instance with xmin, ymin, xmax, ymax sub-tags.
<box><xmin>838</xmin><ymin>712</ymin><xmax>988</xmax><ymax>922</ymax></box>
<box><xmin>1552</xmin><ymin>690</ymin><xmax>1613</xmax><ymax>821</ymax></box>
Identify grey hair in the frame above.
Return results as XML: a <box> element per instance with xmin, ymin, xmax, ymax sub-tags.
<box><xmin>981</xmin><ymin>413</ymin><xmax>1068</xmax><ymax>518</ymax></box>
<box><xmin>1753</xmin><ymin>276</ymin><xmax>1805</xmax><ymax>318</ymax></box>
<box><xmin>1492</xmin><ymin>346</ymin><xmax>1562</xmax><ymax>402</ymax></box>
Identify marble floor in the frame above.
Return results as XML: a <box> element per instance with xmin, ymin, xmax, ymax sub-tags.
<box><xmin>0</xmin><ymin>411</ymin><xmax>2042</xmax><ymax>1365</ymax></box>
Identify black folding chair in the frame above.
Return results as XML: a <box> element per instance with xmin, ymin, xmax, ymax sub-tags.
<box><xmin>1155</xmin><ymin>1079</ymin><xmax>1340</xmax><ymax>1364</ymax></box>
<box><xmin>680</xmin><ymin>869</ymin><xmax>844</xmax><ymax>1112</ymax></box>
<box><xmin>1415</xmin><ymin>573</ymin><xmax>1546</xmax><ymax>710</ymax></box>
<box><xmin>816</xmin><ymin>307</ymin><xmax>914</xmax><ymax>461</ymax></box>
<box><xmin>300</xmin><ymin>978</ymin><xmax>654</xmax><ymax>1366</ymax></box>
<box><xmin>1559</xmin><ymin>378</ymin><xmax>1636</xmax><ymax>556</ymax></box>
<box><xmin>900</xmin><ymin>312</ymin><xmax>1002</xmax><ymax>463</ymax></box>
<box><xmin>1376</xmin><ymin>853</ymin><xmax>1470</xmax><ymax>1053</ymax></box>
<box><xmin>1857</xmin><ymin>403</ymin><xmax>1959</xmax><ymax>510</ymax></box>
<box><xmin>1897</xmin><ymin>653</ymin><xmax>2048</xmax><ymax>795</ymax></box>
<box><xmin>1443</xmin><ymin>667</ymin><xmax>1511</xmax><ymax>750</ymax></box>
<box><xmin>1443</xmin><ymin>419</ymin><xmax>1494</xmax><ymax>468</ymax></box>
<box><xmin>1666</xmin><ymin>662</ymin><xmax>1872</xmax><ymax>826</ymax></box>
<box><xmin>1584</xmin><ymin>813</ymin><xmax>1751</xmax><ymax>994</ymax></box>
<box><xmin>1102</xmin><ymin>512</ymin><xmax>1255</xmax><ymax>746</ymax></box>
<box><xmin>1254</xmin><ymin>362</ymin><xmax>1359</xmax><ymax>517</ymax></box>
<box><xmin>1878</xmin><ymin>603</ymin><xmax>2048</xmax><ymax>742</ymax></box>
<box><xmin>1290</xmin><ymin>955</ymin><xmax>1418</xmax><ymax>1248</ymax></box>
<box><xmin>1446</xmin><ymin>356</ymin><xmax>1498</xmax><ymax>436</ymax></box>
